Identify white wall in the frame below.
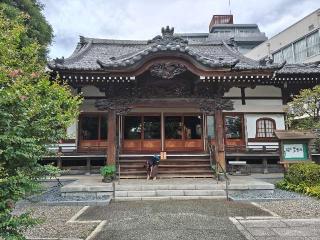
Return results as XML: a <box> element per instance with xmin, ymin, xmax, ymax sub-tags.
<box><xmin>81</xmin><ymin>86</ymin><xmax>105</xmax><ymax>97</ymax></box>
<box><xmin>244</xmin><ymin>113</ymin><xmax>285</xmax><ymax>146</ymax></box>
<box><xmin>226</xmin><ymin>99</ymin><xmax>285</xmax><ymax>113</ymax></box>
<box><xmin>245</xmin><ymin>86</ymin><xmax>281</xmax><ymax>97</ymax></box>
<box><xmin>224</xmin><ymin>87</ymin><xmax>241</xmax><ymax>97</ymax></box>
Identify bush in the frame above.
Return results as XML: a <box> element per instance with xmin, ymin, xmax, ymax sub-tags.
<box><xmin>284</xmin><ymin>163</ymin><xmax>320</xmax><ymax>186</ymax></box>
<box><xmin>276</xmin><ymin>163</ymin><xmax>320</xmax><ymax>199</ymax></box>
<box><xmin>100</xmin><ymin>165</ymin><xmax>116</xmax><ymax>179</ymax></box>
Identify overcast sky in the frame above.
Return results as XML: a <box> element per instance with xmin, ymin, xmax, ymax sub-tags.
<box><xmin>40</xmin><ymin>0</ymin><xmax>319</xmax><ymax>59</ymax></box>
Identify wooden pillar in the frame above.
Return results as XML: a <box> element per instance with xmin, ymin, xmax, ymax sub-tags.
<box><xmin>107</xmin><ymin>110</ymin><xmax>116</xmax><ymax>165</ymax></box>
<box><xmin>215</xmin><ymin>109</ymin><xmax>226</xmax><ymax>170</ymax></box>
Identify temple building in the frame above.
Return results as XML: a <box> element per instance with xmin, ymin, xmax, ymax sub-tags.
<box><xmin>48</xmin><ymin>17</ymin><xmax>320</xmax><ymax>178</ymax></box>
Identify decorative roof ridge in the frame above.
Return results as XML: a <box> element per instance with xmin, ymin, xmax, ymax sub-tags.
<box><xmin>274</xmin><ymin>61</ymin><xmax>320</xmax><ymax>75</ymax></box>
<box><xmin>281</xmin><ymin>61</ymin><xmax>320</xmax><ymax>68</ymax></box>
<box><xmin>188</xmin><ymin>41</ymin><xmax>224</xmax><ymax>46</ymax></box>
<box><xmin>48</xmin><ymin>38</ymin><xmax>93</xmax><ymax>70</ymax></box>
<box><xmin>78</xmin><ymin>36</ymin><xmax>147</xmax><ymax>45</ymax></box>
<box><xmin>222</xmin><ymin>41</ymin><xmax>281</xmax><ymax>70</ymax></box>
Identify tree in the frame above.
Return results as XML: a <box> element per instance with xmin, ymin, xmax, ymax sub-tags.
<box><xmin>0</xmin><ymin>7</ymin><xmax>81</xmax><ymax>239</ymax></box>
<box><xmin>0</xmin><ymin>0</ymin><xmax>53</xmax><ymax>61</ymax></box>
<box><xmin>287</xmin><ymin>85</ymin><xmax>320</xmax><ymax>152</ymax></box>
<box><xmin>287</xmin><ymin>85</ymin><xmax>320</xmax><ymax>130</ymax></box>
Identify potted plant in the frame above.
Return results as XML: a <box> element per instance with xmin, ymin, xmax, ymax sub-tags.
<box><xmin>100</xmin><ymin>165</ymin><xmax>116</xmax><ymax>183</ymax></box>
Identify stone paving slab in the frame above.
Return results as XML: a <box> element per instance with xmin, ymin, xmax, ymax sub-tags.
<box><xmin>235</xmin><ymin>218</ymin><xmax>320</xmax><ymax>240</ymax></box>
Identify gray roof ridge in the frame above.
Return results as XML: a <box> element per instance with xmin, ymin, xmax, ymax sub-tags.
<box><xmin>80</xmin><ymin>36</ymin><xmax>147</xmax><ymax>45</ymax></box>
<box><xmin>63</xmin><ymin>39</ymin><xmax>94</xmax><ymax>64</ymax></box>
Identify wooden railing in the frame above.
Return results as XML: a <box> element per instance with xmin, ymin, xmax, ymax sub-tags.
<box><xmin>225</xmin><ymin>144</ymin><xmax>279</xmax><ymax>154</ymax></box>
<box><xmin>47</xmin><ymin>143</ymin><xmax>107</xmax><ymax>155</ymax></box>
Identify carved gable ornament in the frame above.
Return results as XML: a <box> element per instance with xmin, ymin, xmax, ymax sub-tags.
<box><xmin>150</xmin><ymin>62</ymin><xmax>186</xmax><ymax>79</ymax></box>
<box><xmin>147</xmin><ymin>26</ymin><xmax>188</xmax><ymax>47</ymax></box>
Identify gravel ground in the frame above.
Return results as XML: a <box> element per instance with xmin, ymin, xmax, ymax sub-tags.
<box><xmin>230</xmin><ymin>189</ymin><xmax>308</xmax><ymax>201</ymax></box>
<box><xmin>78</xmin><ymin>200</ymin><xmax>269</xmax><ymax>240</ymax></box>
<box><xmin>257</xmin><ymin>198</ymin><xmax>320</xmax><ymax>218</ymax></box>
<box><xmin>28</xmin><ymin>186</ymin><xmax>108</xmax><ymax>202</ymax></box>
<box><xmin>13</xmin><ymin>203</ymin><xmax>98</xmax><ymax>239</ymax></box>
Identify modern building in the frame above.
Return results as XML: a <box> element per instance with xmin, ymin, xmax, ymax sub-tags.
<box><xmin>177</xmin><ymin>15</ymin><xmax>268</xmax><ymax>54</ymax></box>
<box><xmin>47</xmin><ymin>23</ymin><xmax>319</xmax><ymax>178</ymax></box>
<box><xmin>246</xmin><ymin>9</ymin><xmax>320</xmax><ymax>64</ymax></box>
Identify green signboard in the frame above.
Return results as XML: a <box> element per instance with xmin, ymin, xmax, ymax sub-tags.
<box><xmin>283</xmin><ymin>143</ymin><xmax>308</xmax><ymax>161</ymax></box>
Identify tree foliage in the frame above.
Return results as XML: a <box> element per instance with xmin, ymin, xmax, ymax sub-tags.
<box><xmin>287</xmin><ymin>85</ymin><xmax>320</xmax><ymax>130</ymax></box>
<box><xmin>0</xmin><ymin>0</ymin><xmax>53</xmax><ymax>61</ymax></box>
<box><xmin>0</xmin><ymin>6</ymin><xmax>81</xmax><ymax>239</ymax></box>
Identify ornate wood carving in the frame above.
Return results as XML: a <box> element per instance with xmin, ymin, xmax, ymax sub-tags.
<box><xmin>147</xmin><ymin>26</ymin><xmax>188</xmax><ymax>46</ymax></box>
<box><xmin>95</xmin><ymin>98</ymin><xmax>139</xmax><ymax>115</ymax></box>
<box><xmin>199</xmin><ymin>97</ymin><xmax>234</xmax><ymax>114</ymax></box>
<box><xmin>150</xmin><ymin>63</ymin><xmax>186</xmax><ymax>79</ymax></box>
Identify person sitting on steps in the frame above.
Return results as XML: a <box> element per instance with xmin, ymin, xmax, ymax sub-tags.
<box><xmin>145</xmin><ymin>154</ymin><xmax>160</xmax><ymax>180</ymax></box>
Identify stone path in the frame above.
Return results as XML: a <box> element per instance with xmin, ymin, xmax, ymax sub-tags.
<box><xmin>232</xmin><ymin>217</ymin><xmax>320</xmax><ymax>240</ymax></box>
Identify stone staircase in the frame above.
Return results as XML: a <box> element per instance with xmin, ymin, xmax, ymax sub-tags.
<box><xmin>114</xmin><ymin>180</ymin><xmax>226</xmax><ymax>201</ymax></box>
<box><xmin>118</xmin><ymin>154</ymin><xmax>213</xmax><ymax>179</ymax></box>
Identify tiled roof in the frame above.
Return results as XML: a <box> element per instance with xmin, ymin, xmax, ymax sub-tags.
<box><xmin>47</xmin><ymin>26</ymin><xmax>282</xmax><ymax>72</ymax></box>
<box><xmin>276</xmin><ymin>62</ymin><xmax>320</xmax><ymax>75</ymax></box>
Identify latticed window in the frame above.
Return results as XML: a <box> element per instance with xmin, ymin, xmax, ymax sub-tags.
<box><xmin>256</xmin><ymin>118</ymin><xmax>276</xmax><ymax>138</ymax></box>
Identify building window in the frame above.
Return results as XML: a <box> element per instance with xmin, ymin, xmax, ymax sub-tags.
<box><xmin>124</xmin><ymin>116</ymin><xmax>142</xmax><ymax>140</ymax></box>
<box><xmin>282</xmin><ymin>45</ymin><xmax>294</xmax><ymax>63</ymax></box>
<box><xmin>165</xmin><ymin>116</ymin><xmax>183</xmax><ymax>139</ymax></box>
<box><xmin>294</xmin><ymin>38</ymin><xmax>307</xmax><ymax>62</ymax></box>
<box><xmin>143</xmin><ymin>116</ymin><xmax>161</xmax><ymax>139</ymax></box>
<box><xmin>256</xmin><ymin>118</ymin><xmax>276</xmax><ymax>138</ymax></box>
<box><xmin>80</xmin><ymin>114</ymin><xmax>107</xmax><ymax>140</ymax></box>
<box><xmin>224</xmin><ymin>115</ymin><xmax>242</xmax><ymax>139</ymax></box>
<box><xmin>307</xmin><ymin>31</ymin><xmax>320</xmax><ymax>57</ymax></box>
<box><xmin>184</xmin><ymin>116</ymin><xmax>202</xmax><ymax>139</ymax></box>
<box><xmin>273</xmin><ymin>51</ymin><xmax>283</xmax><ymax>63</ymax></box>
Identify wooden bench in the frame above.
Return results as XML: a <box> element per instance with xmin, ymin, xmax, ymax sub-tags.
<box><xmin>228</xmin><ymin>161</ymin><xmax>251</xmax><ymax>175</ymax></box>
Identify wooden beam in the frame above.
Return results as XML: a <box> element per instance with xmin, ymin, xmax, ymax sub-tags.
<box><xmin>215</xmin><ymin>109</ymin><xmax>226</xmax><ymax>170</ymax></box>
<box><xmin>241</xmin><ymin>87</ymin><xmax>246</xmax><ymax>105</ymax></box>
<box><xmin>107</xmin><ymin>110</ymin><xmax>116</xmax><ymax>165</ymax></box>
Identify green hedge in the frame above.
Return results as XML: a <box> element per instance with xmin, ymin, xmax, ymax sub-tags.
<box><xmin>276</xmin><ymin>162</ymin><xmax>320</xmax><ymax>199</ymax></box>
<box><xmin>285</xmin><ymin>163</ymin><xmax>320</xmax><ymax>186</ymax></box>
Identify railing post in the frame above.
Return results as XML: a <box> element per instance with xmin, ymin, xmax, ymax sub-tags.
<box><xmin>57</xmin><ymin>146</ymin><xmax>62</xmax><ymax>169</ymax></box>
<box><xmin>263</xmin><ymin>157</ymin><xmax>268</xmax><ymax>174</ymax></box>
<box><xmin>86</xmin><ymin>157</ymin><xmax>91</xmax><ymax>175</ymax></box>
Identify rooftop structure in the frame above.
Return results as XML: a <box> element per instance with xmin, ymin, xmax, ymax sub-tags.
<box><xmin>175</xmin><ymin>14</ymin><xmax>267</xmax><ymax>54</ymax></box>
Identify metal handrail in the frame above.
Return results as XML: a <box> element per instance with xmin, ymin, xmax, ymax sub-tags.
<box><xmin>115</xmin><ymin>137</ymin><xmax>121</xmax><ymax>182</ymax></box>
<box><xmin>207</xmin><ymin>139</ymin><xmax>230</xmax><ymax>200</ymax></box>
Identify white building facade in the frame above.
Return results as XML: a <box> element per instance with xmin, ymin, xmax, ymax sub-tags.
<box><xmin>246</xmin><ymin>9</ymin><xmax>320</xmax><ymax>64</ymax></box>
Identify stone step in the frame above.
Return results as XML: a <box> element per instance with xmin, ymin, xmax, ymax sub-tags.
<box><xmin>114</xmin><ymin>195</ymin><xmax>226</xmax><ymax>201</ymax></box>
<box><xmin>120</xmin><ymin>159</ymin><xmax>210</xmax><ymax>163</ymax></box>
<box><xmin>121</xmin><ymin>169</ymin><xmax>213</xmax><ymax>174</ymax></box>
<box><xmin>115</xmin><ymin>183</ymin><xmax>225</xmax><ymax>191</ymax></box>
<box><xmin>118</xmin><ymin>174</ymin><xmax>214</xmax><ymax>179</ymax></box>
<box><xmin>115</xmin><ymin>189</ymin><xmax>226</xmax><ymax>197</ymax></box>
<box><xmin>120</xmin><ymin>164</ymin><xmax>211</xmax><ymax>168</ymax></box>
